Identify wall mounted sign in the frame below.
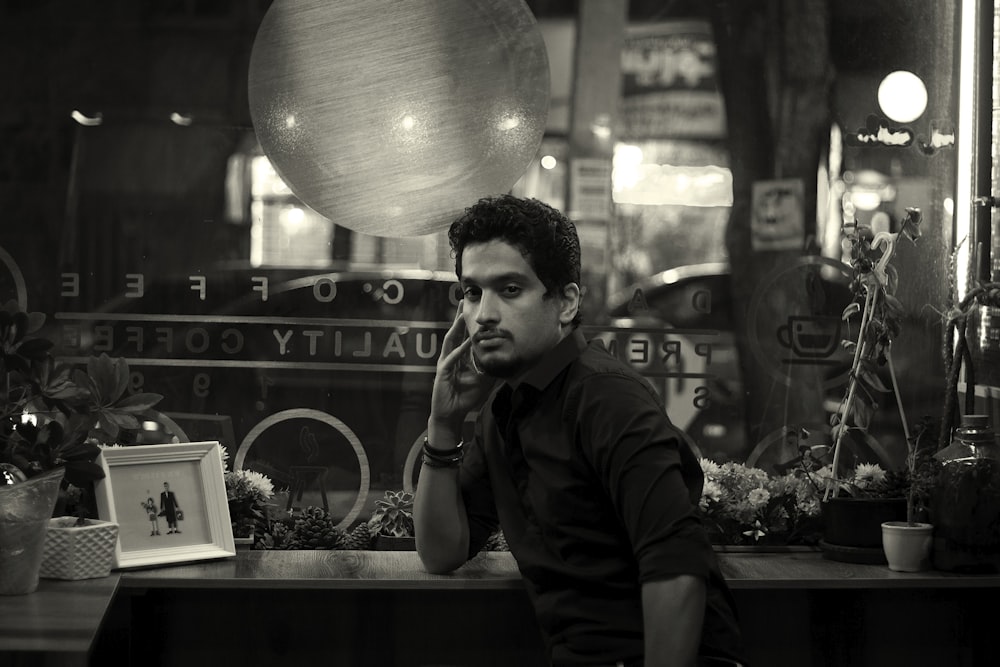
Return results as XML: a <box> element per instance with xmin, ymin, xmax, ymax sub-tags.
<box><xmin>750</xmin><ymin>178</ymin><xmax>805</xmax><ymax>251</ymax></box>
<box><xmin>620</xmin><ymin>21</ymin><xmax>725</xmax><ymax>140</ymax></box>
<box><xmin>568</xmin><ymin>158</ymin><xmax>613</xmax><ymax>220</ymax></box>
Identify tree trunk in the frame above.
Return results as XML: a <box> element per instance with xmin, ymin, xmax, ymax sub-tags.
<box><xmin>710</xmin><ymin>0</ymin><xmax>834</xmax><ymax>469</ymax></box>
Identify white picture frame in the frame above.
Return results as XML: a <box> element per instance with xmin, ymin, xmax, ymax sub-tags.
<box><xmin>95</xmin><ymin>441</ymin><xmax>235</xmax><ymax>569</ymax></box>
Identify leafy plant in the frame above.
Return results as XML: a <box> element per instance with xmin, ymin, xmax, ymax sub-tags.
<box><xmin>900</xmin><ymin>416</ymin><xmax>938</xmax><ymax>523</ymax></box>
<box><xmin>826</xmin><ymin>209</ymin><xmax>922</xmax><ymax>501</ymax></box>
<box><xmin>0</xmin><ymin>300</ymin><xmax>164</xmax><ymax>518</ymax></box>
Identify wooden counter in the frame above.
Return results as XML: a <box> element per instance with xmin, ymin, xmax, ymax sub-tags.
<box><xmin>715</xmin><ymin>548</ymin><xmax>1000</xmax><ymax>589</ymax></box>
<box><xmin>0</xmin><ymin>574</ymin><xmax>120</xmax><ymax>666</ymax></box>
<box><xmin>4</xmin><ymin>550</ymin><xmax>1000</xmax><ymax>666</ymax></box>
<box><xmin>119</xmin><ymin>549</ymin><xmax>524</xmax><ymax>590</ymax></box>
<box><xmin>114</xmin><ymin>548</ymin><xmax>1000</xmax><ymax>590</ymax></box>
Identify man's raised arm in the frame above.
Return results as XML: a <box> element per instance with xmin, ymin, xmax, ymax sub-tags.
<box><xmin>414</xmin><ymin>302</ymin><xmax>492</xmax><ymax>573</ymax></box>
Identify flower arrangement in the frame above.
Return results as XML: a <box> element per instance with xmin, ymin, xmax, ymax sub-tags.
<box><xmin>225</xmin><ymin>468</ymin><xmax>275</xmax><ymax>539</ymax></box>
<box><xmin>0</xmin><ymin>300</ymin><xmax>164</xmax><ymax>522</ymax></box>
<box><xmin>698</xmin><ymin>459</ymin><xmax>823</xmax><ymax>546</ymax></box>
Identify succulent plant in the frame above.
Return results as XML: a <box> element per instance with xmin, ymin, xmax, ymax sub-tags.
<box><xmin>368</xmin><ymin>490</ymin><xmax>415</xmax><ymax>537</ymax></box>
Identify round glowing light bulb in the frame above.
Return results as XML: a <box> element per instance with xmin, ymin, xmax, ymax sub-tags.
<box><xmin>877</xmin><ymin>71</ymin><xmax>928</xmax><ymax>123</ymax></box>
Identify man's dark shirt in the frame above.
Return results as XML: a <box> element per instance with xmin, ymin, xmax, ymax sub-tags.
<box><xmin>460</xmin><ymin>329</ymin><xmax>743</xmax><ymax>665</ymax></box>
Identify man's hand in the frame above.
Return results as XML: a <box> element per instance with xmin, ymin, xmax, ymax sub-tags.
<box><xmin>429</xmin><ymin>302</ymin><xmax>495</xmax><ymax>438</ymax></box>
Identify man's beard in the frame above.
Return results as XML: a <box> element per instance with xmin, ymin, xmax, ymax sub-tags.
<box><xmin>474</xmin><ymin>349</ymin><xmax>522</xmax><ymax>379</ymax></box>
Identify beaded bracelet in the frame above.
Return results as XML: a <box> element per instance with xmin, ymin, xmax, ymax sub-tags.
<box><xmin>421</xmin><ymin>437</ymin><xmax>464</xmax><ymax>468</ymax></box>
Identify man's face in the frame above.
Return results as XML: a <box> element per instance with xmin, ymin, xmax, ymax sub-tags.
<box><xmin>460</xmin><ymin>240</ymin><xmax>578</xmax><ymax>379</ymax></box>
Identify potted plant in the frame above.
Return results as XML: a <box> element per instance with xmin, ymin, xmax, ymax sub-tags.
<box><xmin>879</xmin><ymin>416</ymin><xmax>937</xmax><ymax>571</ymax></box>
<box><xmin>368</xmin><ymin>489</ymin><xmax>415</xmax><ymax>550</ymax></box>
<box><xmin>0</xmin><ymin>300</ymin><xmax>164</xmax><ymax>590</ymax></box>
<box><xmin>225</xmin><ymin>467</ymin><xmax>276</xmax><ymax>546</ymax></box>
<box><xmin>810</xmin><ymin>459</ymin><xmax>907</xmax><ymax>559</ymax></box>
<box><xmin>819</xmin><ymin>209</ymin><xmax>929</xmax><ymax>564</ymax></box>
<box><xmin>38</xmin><ymin>514</ymin><xmax>120</xmax><ymax>580</ymax></box>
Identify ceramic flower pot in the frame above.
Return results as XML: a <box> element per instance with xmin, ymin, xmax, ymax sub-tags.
<box><xmin>881</xmin><ymin>521</ymin><xmax>933</xmax><ymax>572</ymax></box>
<box><xmin>0</xmin><ymin>468</ymin><xmax>65</xmax><ymax>595</ymax></box>
<box><xmin>39</xmin><ymin>517</ymin><xmax>120</xmax><ymax>580</ymax></box>
<box><xmin>819</xmin><ymin>497</ymin><xmax>907</xmax><ymax>564</ymax></box>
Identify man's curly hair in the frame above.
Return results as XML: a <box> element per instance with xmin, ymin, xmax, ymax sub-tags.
<box><xmin>448</xmin><ymin>194</ymin><xmax>582</xmax><ymax>326</ymax></box>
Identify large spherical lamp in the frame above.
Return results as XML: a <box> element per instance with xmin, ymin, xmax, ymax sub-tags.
<box><xmin>877</xmin><ymin>70</ymin><xmax>928</xmax><ymax>124</ymax></box>
<box><xmin>247</xmin><ymin>0</ymin><xmax>550</xmax><ymax>237</ymax></box>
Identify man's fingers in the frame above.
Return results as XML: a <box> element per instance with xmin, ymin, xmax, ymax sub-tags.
<box><xmin>440</xmin><ymin>301</ymin><xmax>468</xmax><ymax>355</ymax></box>
<box><xmin>440</xmin><ymin>335</ymin><xmax>473</xmax><ymax>373</ymax></box>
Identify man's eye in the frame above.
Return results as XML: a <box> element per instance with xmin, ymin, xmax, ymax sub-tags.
<box><xmin>502</xmin><ymin>285</ymin><xmax>522</xmax><ymax>296</ymax></box>
<box><xmin>462</xmin><ymin>287</ymin><xmax>481</xmax><ymax>300</ymax></box>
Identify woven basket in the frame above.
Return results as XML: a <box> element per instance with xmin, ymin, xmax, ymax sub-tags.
<box><xmin>39</xmin><ymin>518</ymin><xmax>119</xmax><ymax>580</ymax></box>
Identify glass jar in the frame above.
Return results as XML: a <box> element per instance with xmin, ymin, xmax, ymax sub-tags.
<box><xmin>931</xmin><ymin>414</ymin><xmax>1000</xmax><ymax>572</ymax></box>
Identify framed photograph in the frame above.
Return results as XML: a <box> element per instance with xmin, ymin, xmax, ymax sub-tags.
<box><xmin>95</xmin><ymin>441</ymin><xmax>235</xmax><ymax>569</ymax></box>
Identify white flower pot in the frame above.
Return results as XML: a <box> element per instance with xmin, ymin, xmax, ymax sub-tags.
<box><xmin>39</xmin><ymin>517</ymin><xmax>119</xmax><ymax>580</ymax></box>
<box><xmin>881</xmin><ymin>521</ymin><xmax>933</xmax><ymax>572</ymax></box>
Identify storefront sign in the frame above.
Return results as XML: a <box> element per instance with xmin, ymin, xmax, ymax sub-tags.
<box><xmin>620</xmin><ymin>21</ymin><xmax>725</xmax><ymax>140</ymax></box>
<box><xmin>0</xmin><ymin>256</ymin><xmax>733</xmax><ymax>479</ymax></box>
<box><xmin>569</xmin><ymin>158</ymin><xmax>613</xmax><ymax>220</ymax></box>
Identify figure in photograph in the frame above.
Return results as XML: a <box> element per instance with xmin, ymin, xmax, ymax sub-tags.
<box><xmin>160</xmin><ymin>481</ymin><xmax>182</xmax><ymax>534</ymax></box>
<box><xmin>414</xmin><ymin>195</ymin><xmax>745</xmax><ymax>666</ymax></box>
<box><xmin>141</xmin><ymin>490</ymin><xmax>160</xmax><ymax>536</ymax></box>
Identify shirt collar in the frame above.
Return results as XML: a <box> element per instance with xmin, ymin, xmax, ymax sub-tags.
<box><xmin>510</xmin><ymin>327</ymin><xmax>587</xmax><ymax>394</ymax></box>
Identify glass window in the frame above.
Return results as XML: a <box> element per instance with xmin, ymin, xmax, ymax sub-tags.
<box><xmin>0</xmin><ymin>0</ymin><xmax>981</xmax><ymax>529</ymax></box>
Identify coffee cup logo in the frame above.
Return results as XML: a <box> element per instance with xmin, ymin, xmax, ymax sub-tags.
<box><xmin>777</xmin><ymin>316</ymin><xmax>840</xmax><ymax>358</ymax></box>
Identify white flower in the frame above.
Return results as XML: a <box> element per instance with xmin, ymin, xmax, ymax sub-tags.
<box><xmin>852</xmin><ymin>463</ymin><xmax>886</xmax><ymax>489</ymax></box>
<box><xmin>813</xmin><ymin>464</ymin><xmax>836</xmax><ymax>483</ymax></box>
<box><xmin>747</xmin><ymin>487</ymin><xmax>771</xmax><ymax>509</ymax></box>
<box><xmin>699</xmin><ymin>457</ymin><xmax>722</xmax><ymax>481</ymax></box>
<box><xmin>797</xmin><ymin>498</ymin><xmax>820</xmax><ymax>517</ymax></box>
<box><xmin>742</xmin><ymin>520</ymin><xmax>767</xmax><ymax>541</ymax></box>
<box><xmin>241</xmin><ymin>469</ymin><xmax>274</xmax><ymax>499</ymax></box>
<box><xmin>700</xmin><ymin>479</ymin><xmax>724</xmax><ymax>510</ymax></box>
<box><xmin>225</xmin><ymin>468</ymin><xmax>275</xmax><ymax>503</ymax></box>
